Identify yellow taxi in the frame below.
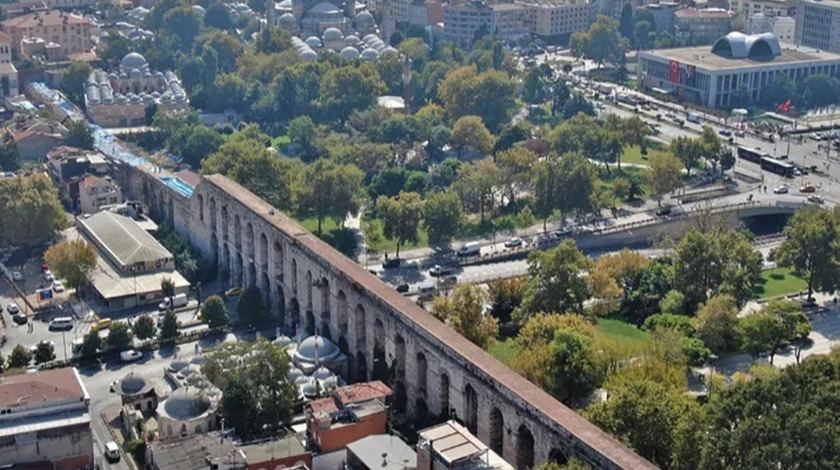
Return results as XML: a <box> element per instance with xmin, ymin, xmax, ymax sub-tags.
<box><xmin>91</xmin><ymin>318</ymin><xmax>112</xmax><ymax>332</ymax></box>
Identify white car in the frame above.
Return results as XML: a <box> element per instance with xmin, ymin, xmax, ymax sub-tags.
<box><xmin>104</xmin><ymin>441</ymin><xmax>120</xmax><ymax>460</ymax></box>
<box><xmin>52</xmin><ymin>280</ymin><xmax>65</xmax><ymax>293</ymax></box>
<box><xmin>43</xmin><ymin>270</ymin><xmax>53</xmax><ymax>282</ymax></box>
<box><xmin>120</xmin><ymin>350</ymin><xmax>142</xmax><ymax>363</ymax></box>
<box><xmin>773</xmin><ymin>185</ymin><xmax>789</xmax><ymax>194</ymax></box>
<box><xmin>11</xmin><ymin>271</ymin><xmax>22</xmax><ymax>281</ymax></box>
<box><xmin>504</xmin><ymin>237</ymin><xmax>524</xmax><ymax>248</ymax></box>
<box><xmin>6</xmin><ymin>302</ymin><xmax>19</xmax><ymax>314</ymax></box>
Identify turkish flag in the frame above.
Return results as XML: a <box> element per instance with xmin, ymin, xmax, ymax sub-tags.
<box><xmin>669</xmin><ymin>60</ymin><xmax>680</xmax><ymax>83</ymax></box>
<box><xmin>777</xmin><ymin>99</ymin><xmax>792</xmax><ymax>113</ymax></box>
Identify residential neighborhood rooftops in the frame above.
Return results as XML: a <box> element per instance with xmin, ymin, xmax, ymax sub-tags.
<box><xmin>0</xmin><ymin>368</ymin><xmax>88</xmax><ymax>410</ymax></box>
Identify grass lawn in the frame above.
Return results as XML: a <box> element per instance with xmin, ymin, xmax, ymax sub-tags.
<box><xmin>362</xmin><ymin>215</ymin><xmax>429</xmax><ymax>256</ymax></box>
<box><xmin>620</xmin><ymin>140</ymin><xmax>666</xmax><ymax>167</ymax></box>
<box><xmin>753</xmin><ymin>267</ymin><xmax>808</xmax><ymax>299</ymax></box>
<box><xmin>595</xmin><ymin>318</ymin><xmax>649</xmax><ymax>356</ymax></box>
<box><xmin>488</xmin><ymin>338</ymin><xmax>519</xmax><ymax>366</ymax></box>
<box><xmin>598</xmin><ymin>166</ymin><xmax>651</xmax><ymax>199</ymax></box>
<box><xmin>299</xmin><ymin>216</ymin><xmax>341</xmax><ymax>235</ymax></box>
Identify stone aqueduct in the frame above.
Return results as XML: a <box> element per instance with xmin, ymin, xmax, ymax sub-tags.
<box><xmin>124</xmin><ymin>168</ymin><xmax>656</xmax><ymax>470</ymax></box>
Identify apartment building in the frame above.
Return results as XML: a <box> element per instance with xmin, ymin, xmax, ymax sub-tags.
<box><xmin>673</xmin><ymin>8</ymin><xmax>733</xmax><ymax>46</ymax></box>
<box><xmin>517</xmin><ymin>0</ymin><xmax>589</xmax><ymax>39</ymax></box>
<box><xmin>1</xmin><ymin>9</ymin><xmax>93</xmax><ymax>59</ymax></box>
<box><xmin>795</xmin><ymin>0</ymin><xmax>840</xmax><ymax>53</ymax></box>
<box><xmin>79</xmin><ymin>174</ymin><xmax>123</xmax><ymax>214</ymax></box>
<box><xmin>0</xmin><ymin>368</ymin><xmax>94</xmax><ymax>470</ymax></box>
<box><xmin>443</xmin><ymin>0</ymin><xmax>530</xmax><ymax>46</ymax></box>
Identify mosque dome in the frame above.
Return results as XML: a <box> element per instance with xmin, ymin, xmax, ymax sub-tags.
<box><xmin>356</xmin><ymin>10</ymin><xmax>374</xmax><ymax>25</ymax></box>
<box><xmin>345</xmin><ymin>34</ymin><xmax>360</xmax><ymax>45</ymax></box>
<box><xmin>279</xmin><ymin>12</ymin><xmax>297</xmax><ymax>26</ymax></box>
<box><xmin>361</xmin><ymin>48</ymin><xmax>379</xmax><ymax>60</ymax></box>
<box><xmin>161</xmin><ymin>387</ymin><xmax>212</xmax><ymax>421</ymax></box>
<box><xmin>321</xmin><ymin>374</ymin><xmax>339</xmax><ymax>389</ymax></box>
<box><xmin>294</xmin><ymin>374</ymin><xmax>311</xmax><ymax>385</ymax></box>
<box><xmin>305</xmin><ymin>36</ymin><xmax>323</xmax><ymax>48</ymax></box>
<box><xmin>177</xmin><ymin>364</ymin><xmax>201</xmax><ymax>379</ymax></box>
<box><xmin>340</xmin><ymin>46</ymin><xmax>360</xmax><ymax>60</ymax></box>
<box><xmin>313</xmin><ymin>366</ymin><xmax>333</xmax><ymax>380</ymax></box>
<box><xmin>295</xmin><ymin>335</ymin><xmax>340</xmax><ymax>363</ymax></box>
<box><xmin>301</xmin><ymin>378</ymin><xmax>319</xmax><ymax>398</ymax></box>
<box><xmin>323</xmin><ymin>27</ymin><xmax>344</xmax><ymax>40</ymax></box>
<box><xmin>362</xmin><ymin>33</ymin><xmax>378</xmax><ymax>42</ymax></box>
<box><xmin>311</xmin><ymin>1</ymin><xmax>340</xmax><ymax>14</ymax></box>
<box><xmin>192</xmin><ymin>4</ymin><xmax>205</xmax><ymax>15</ymax></box>
<box><xmin>381</xmin><ymin>46</ymin><xmax>399</xmax><ymax>58</ymax></box>
<box><xmin>288</xmin><ymin>367</ymin><xmax>305</xmax><ymax>382</ymax></box>
<box><xmin>300</xmin><ymin>49</ymin><xmax>318</xmax><ymax>60</ymax></box>
<box><xmin>116</xmin><ymin>372</ymin><xmax>149</xmax><ymax>396</ymax></box>
<box><xmin>121</xmin><ymin>52</ymin><xmax>147</xmax><ymax>71</ymax></box>
<box><xmin>274</xmin><ymin>335</ymin><xmax>294</xmax><ymax>348</ymax></box>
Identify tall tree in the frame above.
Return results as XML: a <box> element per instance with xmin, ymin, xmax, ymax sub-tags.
<box><xmin>295</xmin><ymin>159</ymin><xmax>364</xmax><ymax>236</ymax></box>
<box><xmin>422</xmin><ymin>191</ymin><xmax>464</xmax><ymax>246</ymax></box>
<box><xmin>432</xmin><ymin>285</ymin><xmax>498</xmax><ymax>349</ymax></box>
<box><xmin>773</xmin><ymin>207</ymin><xmax>840</xmax><ymax>298</ymax></box>
<box><xmin>44</xmin><ymin>240</ymin><xmax>97</xmax><ymax>290</ymax></box>
<box><xmin>518</xmin><ymin>240</ymin><xmax>593</xmax><ymax>318</ymax></box>
<box><xmin>202</xmin><ymin>295</ymin><xmax>229</xmax><ymax>329</ymax></box>
<box><xmin>238</xmin><ymin>285</ymin><xmax>265</xmax><ymax>325</ymax></box>
<box><xmin>160</xmin><ymin>309</ymin><xmax>180</xmax><ymax>341</ymax></box>
<box><xmin>0</xmin><ymin>135</ymin><xmax>19</xmax><ymax>171</ymax></box>
<box><xmin>134</xmin><ymin>314</ymin><xmax>156</xmax><ymax>342</ymax></box>
<box><xmin>646</xmin><ymin>150</ymin><xmax>682</xmax><ymax>206</ymax></box>
<box><xmin>739</xmin><ymin>300</ymin><xmax>811</xmax><ymax>363</ymax></box>
<box><xmin>693</xmin><ymin>294</ymin><xmax>740</xmax><ymax>354</ymax></box>
<box><xmin>378</xmin><ymin>192</ymin><xmax>423</xmax><ymax>258</ymax></box>
<box><xmin>570</xmin><ymin>15</ymin><xmax>629</xmax><ymax>68</ymax></box>
<box><xmin>61</xmin><ymin>62</ymin><xmax>93</xmax><ymax>105</ymax></box>
<box><xmin>107</xmin><ymin>321</ymin><xmax>134</xmax><ymax>351</ymax></box>
<box><xmin>0</xmin><ymin>175</ymin><xmax>66</xmax><ymax>247</ymax></box>
<box><xmin>8</xmin><ymin>344</ymin><xmax>32</xmax><ymax>369</ymax></box>
<box><xmin>65</xmin><ymin>121</ymin><xmax>94</xmax><ymax>150</ymax></box>
<box><xmin>34</xmin><ymin>341</ymin><xmax>56</xmax><ymax>364</ymax></box>
<box><xmin>319</xmin><ymin>64</ymin><xmax>386</xmax><ymax>124</ymax></box>
<box><xmin>450</xmin><ymin>115</ymin><xmax>494</xmax><ymax>157</ymax></box>
<box><xmin>669</xmin><ymin>136</ymin><xmax>704</xmax><ymax>176</ymax></box>
<box><xmin>496</xmin><ymin>147</ymin><xmax>536</xmax><ymax>205</ymax></box>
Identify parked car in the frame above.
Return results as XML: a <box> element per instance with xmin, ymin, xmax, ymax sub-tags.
<box><xmin>52</xmin><ymin>280</ymin><xmax>65</xmax><ymax>293</ymax></box>
<box><xmin>12</xmin><ymin>313</ymin><xmax>27</xmax><ymax>325</ymax></box>
<box><xmin>11</xmin><ymin>271</ymin><xmax>22</xmax><ymax>281</ymax></box>
<box><xmin>429</xmin><ymin>265</ymin><xmax>453</xmax><ymax>277</ymax></box>
<box><xmin>504</xmin><ymin>237</ymin><xmax>524</xmax><ymax>248</ymax></box>
<box><xmin>6</xmin><ymin>302</ymin><xmax>19</xmax><ymax>314</ymax></box>
<box><xmin>395</xmin><ymin>283</ymin><xmax>410</xmax><ymax>293</ymax></box>
<box><xmin>91</xmin><ymin>318</ymin><xmax>112</xmax><ymax>332</ymax></box>
<box><xmin>381</xmin><ymin>257</ymin><xmax>402</xmax><ymax>269</ymax></box>
<box><xmin>120</xmin><ymin>350</ymin><xmax>142</xmax><ymax>363</ymax></box>
<box><xmin>734</xmin><ymin>130</ymin><xmax>745</xmax><ymax>137</ymax></box>
<box><xmin>224</xmin><ymin>286</ymin><xmax>243</xmax><ymax>298</ymax></box>
<box><xmin>719</xmin><ymin>129</ymin><xmax>732</xmax><ymax>137</ymax></box>
<box><xmin>800</xmin><ymin>184</ymin><xmax>817</xmax><ymax>193</ymax></box>
<box><xmin>808</xmin><ymin>195</ymin><xmax>825</xmax><ymax>204</ymax></box>
<box><xmin>655</xmin><ymin>207</ymin><xmax>672</xmax><ymax>216</ymax></box>
<box><xmin>43</xmin><ymin>270</ymin><xmax>53</xmax><ymax>282</ymax></box>
<box><xmin>159</xmin><ymin>293</ymin><xmax>188</xmax><ymax>311</ymax></box>
<box><xmin>773</xmin><ymin>185</ymin><xmax>789</xmax><ymax>194</ymax></box>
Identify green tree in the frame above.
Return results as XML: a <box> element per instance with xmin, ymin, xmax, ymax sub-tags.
<box><xmin>161</xmin><ymin>6</ymin><xmax>203</xmax><ymax>51</ymax></box>
<box><xmin>204</xmin><ymin>1</ymin><xmax>233</xmax><ymax>29</ymax></box>
<box><xmin>44</xmin><ymin>239</ymin><xmax>97</xmax><ymax>290</ymax></box>
<box><xmin>65</xmin><ymin>121</ymin><xmax>94</xmax><ymax>150</ymax></box>
<box><xmin>669</xmin><ymin>135</ymin><xmax>704</xmax><ymax>177</ymax></box>
<box><xmin>739</xmin><ymin>300</ymin><xmax>811</xmax><ymax>363</ymax></box>
<box><xmin>562</xmin><ymin>92</ymin><xmax>596</xmax><ymax>119</ymax></box>
<box><xmin>487</xmin><ymin>278</ymin><xmax>525</xmax><ymax>324</ymax></box>
<box><xmin>0</xmin><ymin>135</ymin><xmax>19</xmax><ymax>171</ymax></box>
<box><xmin>161</xmin><ymin>277</ymin><xmax>175</xmax><ymax>299</ymax></box>
<box><xmin>134</xmin><ymin>314</ymin><xmax>156</xmax><ymax>341</ymax></box>
<box><xmin>33</xmin><ymin>341</ymin><xmax>55</xmax><ymax>364</ymax></box>
<box><xmin>202</xmin><ymin>295</ymin><xmax>229</xmax><ymax>329</ymax></box>
<box><xmin>518</xmin><ymin>240</ymin><xmax>593</xmax><ymax>318</ymax></box>
<box><xmin>450</xmin><ymin>115</ymin><xmax>494</xmax><ymax>156</ymax></box>
<box><xmin>570</xmin><ymin>15</ymin><xmax>629</xmax><ymax>68</ymax></box>
<box><xmin>220</xmin><ymin>373</ymin><xmax>258</xmax><ymax>436</ymax></box>
<box><xmin>634</xmin><ymin>20</ymin><xmax>652</xmax><ymax>50</ymax></box>
<box><xmin>773</xmin><ymin>207</ymin><xmax>840</xmax><ymax>298</ymax></box>
<box><xmin>319</xmin><ymin>65</ymin><xmax>386</xmax><ymax>123</ymax></box>
<box><xmin>287</xmin><ymin>115</ymin><xmax>318</xmax><ymax>160</ymax></box>
<box><xmin>642</xmin><ymin>313</ymin><xmax>694</xmax><ymax>336</ymax></box>
<box><xmin>438</xmin><ymin>66</ymin><xmax>516</xmax><ymax>132</ymax></box>
<box><xmin>422</xmin><ymin>191</ymin><xmax>463</xmax><ymax>245</ymax></box>
<box><xmin>160</xmin><ymin>309</ymin><xmax>180</xmax><ymax>341</ymax></box>
<box><xmin>522</xmin><ymin>66</ymin><xmax>547</xmax><ymax>104</ymax></box>
<box><xmin>693</xmin><ymin>294</ymin><xmax>740</xmax><ymax>354</ymax></box>
<box><xmin>80</xmin><ymin>330</ymin><xmax>102</xmax><ymax>360</ymax></box>
<box><xmin>61</xmin><ymin>61</ymin><xmax>93</xmax><ymax>104</ymax></box>
<box><xmin>454</xmin><ymin>158</ymin><xmax>499</xmax><ymax>222</ymax></box>
<box><xmin>377</xmin><ymin>192</ymin><xmax>423</xmax><ymax>258</ymax></box>
<box><xmin>0</xmin><ymin>175</ymin><xmax>66</xmax><ymax>247</ymax></box>
<box><xmin>296</xmin><ymin>159</ymin><xmax>364</xmax><ymax>236</ymax></box>
<box><xmin>238</xmin><ymin>285</ymin><xmax>265</xmax><ymax>325</ymax></box>
<box><xmin>107</xmin><ymin>321</ymin><xmax>133</xmax><ymax>351</ymax></box>
<box><xmin>659</xmin><ymin>290</ymin><xmax>686</xmax><ymax>315</ymax></box>
<box><xmin>431</xmin><ymin>285</ymin><xmax>498</xmax><ymax>349</ymax></box>
<box><xmin>646</xmin><ymin>150</ymin><xmax>682</xmax><ymax>206</ymax></box>
<box><xmin>8</xmin><ymin>344</ymin><xmax>32</xmax><ymax>369</ymax></box>
<box><xmin>496</xmin><ymin>147</ymin><xmax>536</xmax><ymax>205</ymax></box>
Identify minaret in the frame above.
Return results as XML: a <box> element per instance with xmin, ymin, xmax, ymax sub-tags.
<box><xmin>402</xmin><ymin>57</ymin><xmax>413</xmax><ymax>114</ymax></box>
<box><xmin>381</xmin><ymin>0</ymin><xmax>395</xmax><ymax>43</ymax></box>
<box><xmin>267</xmin><ymin>0</ymin><xmax>275</xmax><ymax>28</ymax></box>
<box><xmin>344</xmin><ymin>0</ymin><xmax>355</xmax><ymax>21</ymax></box>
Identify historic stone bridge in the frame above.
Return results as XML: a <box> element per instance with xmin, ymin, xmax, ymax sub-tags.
<box><xmin>121</xmin><ymin>167</ymin><xmax>656</xmax><ymax>469</ymax></box>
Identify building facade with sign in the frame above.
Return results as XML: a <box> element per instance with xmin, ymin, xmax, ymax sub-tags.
<box><xmin>638</xmin><ymin>32</ymin><xmax>840</xmax><ymax>108</ymax></box>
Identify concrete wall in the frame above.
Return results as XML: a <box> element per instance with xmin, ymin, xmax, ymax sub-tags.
<box><xmin>0</xmin><ymin>423</ymin><xmax>93</xmax><ymax>470</ymax></box>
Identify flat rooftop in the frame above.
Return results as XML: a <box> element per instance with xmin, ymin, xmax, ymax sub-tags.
<box><xmin>643</xmin><ymin>44</ymin><xmax>840</xmax><ymax>70</ymax></box>
<box><xmin>238</xmin><ymin>435</ymin><xmax>308</xmax><ymax>463</ymax></box>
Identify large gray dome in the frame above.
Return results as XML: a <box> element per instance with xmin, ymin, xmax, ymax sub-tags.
<box><xmin>162</xmin><ymin>387</ymin><xmax>211</xmax><ymax>420</ymax></box>
<box><xmin>296</xmin><ymin>335</ymin><xmax>340</xmax><ymax>362</ymax></box>
<box><xmin>323</xmin><ymin>27</ymin><xmax>343</xmax><ymax>40</ymax></box>
<box><xmin>355</xmin><ymin>10</ymin><xmax>374</xmax><ymax>24</ymax></box>
<box><xmin>121</xmin><ymin>52</ymin><xmax>147</xmax><ymax>71</ymax></box>
<box><xmin>279</xmin><ymin>12</ymin><xmax>297</xmax><ymax>26</ymax></box>
<box><xmin>340</xmin><ymin>46</ymin><xmax>360</xmax><ymax>60</ymax></box>
<box><xmin>116</xmin><ymin>372</ymin><xmax>149</xmax><ymax>396</ymax></box>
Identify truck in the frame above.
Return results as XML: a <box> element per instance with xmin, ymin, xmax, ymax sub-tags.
<box><xmin>457</xmin><ymin>242</ymin><xmax>481</xmax><ymax>257</ymax></box>
<box><xmin>686</xmin><ymin>111</ymin><xmax>701</xmax><ymax>124</ymax></box>
<box><xmin>158</xmin><ymin>293</ymin><xmax>188</xmax><ymax>311</ymax></box>
<box><xmin>596</xmin><ymin>83</ymin><xmax>614</xmax><ymax>96</ymax></box>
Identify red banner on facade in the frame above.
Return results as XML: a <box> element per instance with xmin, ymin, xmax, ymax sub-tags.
<box><xmin>669</xmin><ymin>60</ymin><xmax>680</xmax><ymax>83</ymax></box>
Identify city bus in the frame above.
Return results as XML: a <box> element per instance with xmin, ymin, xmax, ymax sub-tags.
<box><xmin>736</xmin><ymin>146</ymin><xmax>765</xmax><ymax>163</ymax></box>
<box><xmin>760</xmin><ymin>156</ymin><xmax>795</xmax><ymax>178</ymax></box>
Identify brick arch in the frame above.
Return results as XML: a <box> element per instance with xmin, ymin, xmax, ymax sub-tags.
<box><xmin>221</xmin><ymin>205</ymin><xmax>229</xmax><ymax>241</ymax></box>
<box><xmin>273</xmin><ymin>239</ymin><xmax>284</xmax><ymax>280</ymax></box>
<box><xmin>336</xmin><ymin>290</ymin><xmax>349</xmax><ymax>350</ymax></box>
<box><xmin>464</xmin><ymin>383</ymin><xmax>478</xmax><ymax>434</ymax></box>
<box><xmin>209</xmin><ymin>197</ymin><xmax>217</xmax><ymax>232</ymax></box>
<box><xmin>489</xmin><ymin>407</ymin><xmax>505</xmax><ymax>456</ymax></box>
<box><xmin>516</xmin><ymin>424</ymin><xmax>535</xmax><ymax>469</ymax></box>
<box><xmin>259</xmin><ymin>232</ymin><xmax>268</xmax><ymax>270</ymax></box>
<box><xmin>439</xmin><ymin>370</ymin><xmax>450</xmax><ymax>417</ymax></box>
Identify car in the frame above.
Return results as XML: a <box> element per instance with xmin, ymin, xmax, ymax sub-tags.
<box><xmin>808</xmin><ymin>195</ymin><xmax>825</xmax><ymax>204</ymax></box>
<box><xmin>504</xmin><ymin>237</ymin><xmax>524</xmax><ymax>248</ymax></box>
<box><xmin>734</xmin><ymin>130</ymin><xmax>745</xmax><ymax>137</ymax></box>
<box><xmin>655</xmin><ymin>207</ymin><xmax>672</xmax><ymax>216</ymax></box>
<box><xmin>11</xmin><ymin>271</ymin><xmax>22</xmax><ymax>281</ymax></box>
<box><xmin>441</xmin><ymin>275</ymin><xmax>458</xmax><ymax>287</ymax></box>
<box><xmin>719</xmin><ymin>129</ymin><xmax>732</xmax><ymax>137</ymax></box>
<box><xmin>800</xmin><ymin>184</ymin><xmax>817</xmax><ymax>193</ymax></box>
<box><xmin>665</xmin><ymin>112</ymin><xmax>677</xmax><ymax>119</ymax></box>
<box><xmin>224</xmin><ymin>286</ymin><xmax>243</xmax><ymax>298</ymax></box>
<box><xmin>381</xmin><ymin>257</ymin><xmax>402</xmax><ymax>269</ymax></box>
<box><xmin>429</xmin><ymin>265</ymin><xmax>453</xmax><ymax>277</ymax></box>
<box><xmin>773</xmin><ymin>185</ymin><xmax>789</xmax><ymax>194</ymax></box>
<box><xmin>6</xmin><ymin>302</ymin><xmax>19</xmax><ymax>314</ymax></box>
<box><xmin>43</xmin><ymin>270</ymin><xmax>53</xmax><ymax>282</ymax></box>
<box><xmin>595</xmin><ymin>102</ymin><xmax>605</xmax><ymax>109</ymax></box>
<box><xmin>52</xmin><ymin>280</ymin><xmax>64</xmax><ymax>293</ymax></box>
<box><xmin>120</xmin><ymin>350</ymin><xmax>142</xmax><ymax>363</ymax></box>
<box><xmin>395</xmin><ymin>283</ymin><xmax>410</xmax><ymax>293</ymax></box>
<box><xmin>104</xmin><ymin>441</ymin><xmax>120</xmax><ymax>461</ymax></box>
<box><xmin>777</xmin><ymin>154</ymin><xmax>789</xmax><ymax>160</ymax></box>
<box><xmin>12</xmin><ymin>313</ymin><xmax>27</xmax><ymax>325</ymax></box>
<box><xmin>91</xmin><ymin>318</ymin><xmax>112</xmax><ymax>332</ymax></box>
<box><xmin>554</xmin><ymin>227</ymin><xmax>573</xmax><ymax>238</ymax></box>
